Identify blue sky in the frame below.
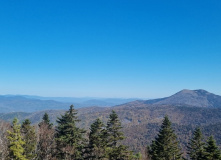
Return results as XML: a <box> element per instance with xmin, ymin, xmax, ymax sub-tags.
<box><xmin>0</xmin><ymin>0</ymin><xmax>220</xmax><ymax>98</ymax></box>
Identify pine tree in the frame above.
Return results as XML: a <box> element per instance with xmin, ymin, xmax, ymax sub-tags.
<box><xmin>37</xmin><ymin>113</ymin><xmax>55</xmax><ymax>160</ymax></box>
<box><xmin>85</xmin><ymin>118</ymin><xmax>107</xmax><ymax>160</ymax></box>
<box><xmin>21</xmin><ymin>119</ymin><xmax>37</xmax><ymax>159</ymax></box>
<box><xmin>187</xmin><ymin>127</ymin><xmax>205</xmax><ymax>160</ymax></box>
<box><xmin>148</xmin><ymin>116</ymin><xmax>182</xmax><ymax>160</ymax></box>
<box><xmin>106</xmin><ymin>110</ymin><xmax>124</xmax><ymax>147</ymax></box>
<box><xmin>106</xmin><ymin>110</ymin><xmax>133</xmax><ymax>160</ymax></box>
<box><xmin>7</xmin><ymin>118</ymin><xmax>27</xmax><ymax>160</ymax></box>
<box><xmin>204</xmin><ymin>136</ymin><xmax>221</xmax><ymax>160</ymax></box>
<box><xmin>107</xmin><ymin>145</ymin><xmax>133</xmax><ymax>160</ymax></box>
<box><xmin>39</xmin><ymin>113</ymin><xmax>53</xmax><ymax>128</ymax></box>
<box><xmin>56</xmin><ymin>105</ymin><xmax>86</xmax><ymax>160</ymax></box>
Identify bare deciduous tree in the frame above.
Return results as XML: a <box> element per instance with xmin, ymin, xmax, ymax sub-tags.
<box><xmin>0</xmin><ymin>120</ymin><xmax>10</xmax><ymax>160</ymax></box>
<box><xmin>37</xmin><ymin>123</ymin><xmax>56</xmax><ymax>160</ymax></box>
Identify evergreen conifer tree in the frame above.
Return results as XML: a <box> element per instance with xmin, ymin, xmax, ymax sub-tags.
<box><xmin>21</xmin><ymin>119</ymin><xmax>37</xmax><ymax>159</ymax></box>
<box><xmin>187</xmin><ymin>127</ymin><xmax>205</xmax><ymax>160</ymax></box>
<box><xmin>106</xmin><ymin>110</ymin><xmax>124</xmax><ymax>147</ymax></box>
<box><xmin>56</xmin><ymin>105</ymin><xmax>86</xmax><ymax>160</ymax></box>
<box><xmin>106</xmin><ymin>110</ymin><xmax>133</xmax><ymax>160</ymax></box>
<box><xmin>204</xmin><ymin>136</ymin><xmax>221</xmax><ymax>160</ymax></box>
<box><xmin>39</xmin><ymin>113</ymin><xmax>53</xmax><ymax>128</ymax></box>
<box><xmin>7</xmin><ymin>118</ymin><xmax>27</xmax><ymax>160</ymax></box>
<box><xmin>148</xmin><ymin>116</ymin><xmax>182</xmax><ymax>160</ymax></box>
<box><xmin>107</xmin><ymin>145</ymin><xmax>133</xmax><ymax>160</ymax></box>
<box><xmin>85</xmin><ymin>118</ymin><xmax>107</xmax><ymax>160</ymax></box>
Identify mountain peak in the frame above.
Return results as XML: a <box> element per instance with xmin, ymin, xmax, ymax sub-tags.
<box><xmin>178</xmin><ymin>89</ymin><xmax>195</xmax><ymax>94</ymax></box>
<box><xmin>193</xmin><ymin>89</ymin><xmax>210</xmax><ymax>94</ymax></box>
<box><xmin>178</xmin><ymin>89</ymin><xmax>209</xmax><ymax>94</ymax></box>
<box><xmin>145</xmin><ymin>89</ymin><xmax>221</xmax><ymax>108</ymax></box>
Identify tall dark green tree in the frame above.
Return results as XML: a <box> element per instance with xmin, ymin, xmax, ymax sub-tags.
<box><xmin>106</xmin><ymin>110</ymin><xmax>124</xmax><ymax>147</ymax></box>
<box><xmin>204</xmin><ymin>136</ymin><xmax>221</xmax><ymax>160</ymax></box>
<box><xmin>7</xmin><ymin>118</ymin><xmax>27</xmax><ymax>160</ymax></box>
<box><xmin>39</xmin><ymin>113</ymin><xmax>53</xmax><ymax>128</ymax></box>
<box><xmin>85</xmin><ymin>118</ymin><xmax>107</xmax><ymax>160</ymax></box>
<box><xmin>148</xmin><ymin>116</ymin><xmax>182</xmax><ymax>160</ymax></box>
<box><xmin>56</xmin><ymin>105</ymin><xmax>86</xmax><ymax>160</ymax></box>
<box><xmin>106</xmin><ymin>110</ymin><xmax>133</xmax><ymax>160</ymax></box>
<box><xmin>21</xmin><ymin>119</ymin><xmax>37</xmax><ymax>159</ymax></box>
<box><xmin>187</xmin><ymin>127</ymin><xmax>205</xmax><ymax>160</ymax></box>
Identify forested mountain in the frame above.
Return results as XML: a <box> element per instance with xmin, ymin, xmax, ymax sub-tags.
<box><xmin>1</xmin><ymin>89</ymin><xmax>221</xmax><ymax>154</ymax></box>
<box><xmin>1</xmin><ymin>105</ymin><xmax>221</xmax><ymax>153</ymax></box>
<box><xmin>143</xmin><ymin>89</ymin><xmax>221</xmax><ymax>108</ymax></box>
<box><xmin>1</xmin><ymin>105</ymin><xmax>221</xmax><ymax>159</ymax></box>
<box><xmin>0</xmin><ymin>107</ymin><xmax>108</xmax><ymax>124</ymax></box>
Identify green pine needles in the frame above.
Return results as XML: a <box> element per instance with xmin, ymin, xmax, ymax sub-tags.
<box><xmin>85</xmin><ymin>110</ymin><xmax>135</xmax><ymax>160</ymax></box>
<box><xmin>85</xmin><ymin>118</ymin><xmax>106</xmax><ymax>160</ymax></box>
<box><xmin>148</xmin><ymin>116</ymin><xmax>182</xmax><ymax>160</ymax></box>
<box><xmin>21</xmin><ymin>119</ymin><xmax>37</xmax><ymax>159</ymax></box>
<box><xmin>7</xmin><ymin>118</ymin><xmax>27</xmax><ymax>160</ymax></box>
<box><xmin>106</xmin><ymin>110</ymin><xmax>133</xmax><ymax>160</ymax></box>
<box><xmin>187</xmin><ymin>128</ymin><xmax>221</xmax><ymax>160</ymax></box>
<box><xmin>204</xmin><ymin>136</ymin><xmax>221</xmax><ymax>160</ymax></box>
<box><xmin>187</xmin><ymin>127</ymin><xmax>205</xmax><ymax>160</ymax></box>
<box><xmin>56</xmin><ymin>105</ymin><xmax>86</xmax><ymax>160</ymax></box>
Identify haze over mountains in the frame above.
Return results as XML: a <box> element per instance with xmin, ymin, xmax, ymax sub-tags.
<box><xmin>0</xmin><ymin>95</ymin><xmax>139</xmax><ymax>113</ymax></box>
<box><xmin>1</xmin><ymin>89</ymin><xmax>221</xmax><ymax>121</ymax></box>
<box><xmin>1</xmin><ymin>89</ymin><xmax>221</xmax><ymax>113</ymax></box>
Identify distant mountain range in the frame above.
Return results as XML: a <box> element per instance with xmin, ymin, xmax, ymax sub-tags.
<box><xmin>1</xmin><ymin>89</ymin><xmax>221</xmax><ymax>152</ymax></box>
<box><xmin>0</xmin><ymin>96</ymin><xmax>71</xmax><ymax>113</ymax></box>
<box><xmin>21</xmin><ymin>95</ymin><xmax>139</xmax><ymax>105</ymax></box>
<box><xmin>0</xmin><ymin>95</ymin><xmax>139</xmax><ymax>113</ymax></box>
<box><xmin>1</xmin><ymin>89</ymin><xmax>221</xmax><ymax>113</ymax></box>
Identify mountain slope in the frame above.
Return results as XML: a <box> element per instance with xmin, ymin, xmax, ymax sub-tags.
<box><xmin>2</xmin><ymin>89</ymin><xmax>221</xmax><ymax>153</ymax></box>
<box><xmin>2</xmin><ymin>104</ymin><xmax>221</xmax><ymax>152</ymax></box>
<box><xmin>144</xmin><ymin>89</ymin><xmax>221</xmax><ymax>108</ymax></box>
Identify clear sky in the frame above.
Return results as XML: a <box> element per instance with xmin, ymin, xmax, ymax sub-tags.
<box><xmin>0</xmin><ymin>0</ymin><xmax>220</xmax><ymax>98</ymax></box>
